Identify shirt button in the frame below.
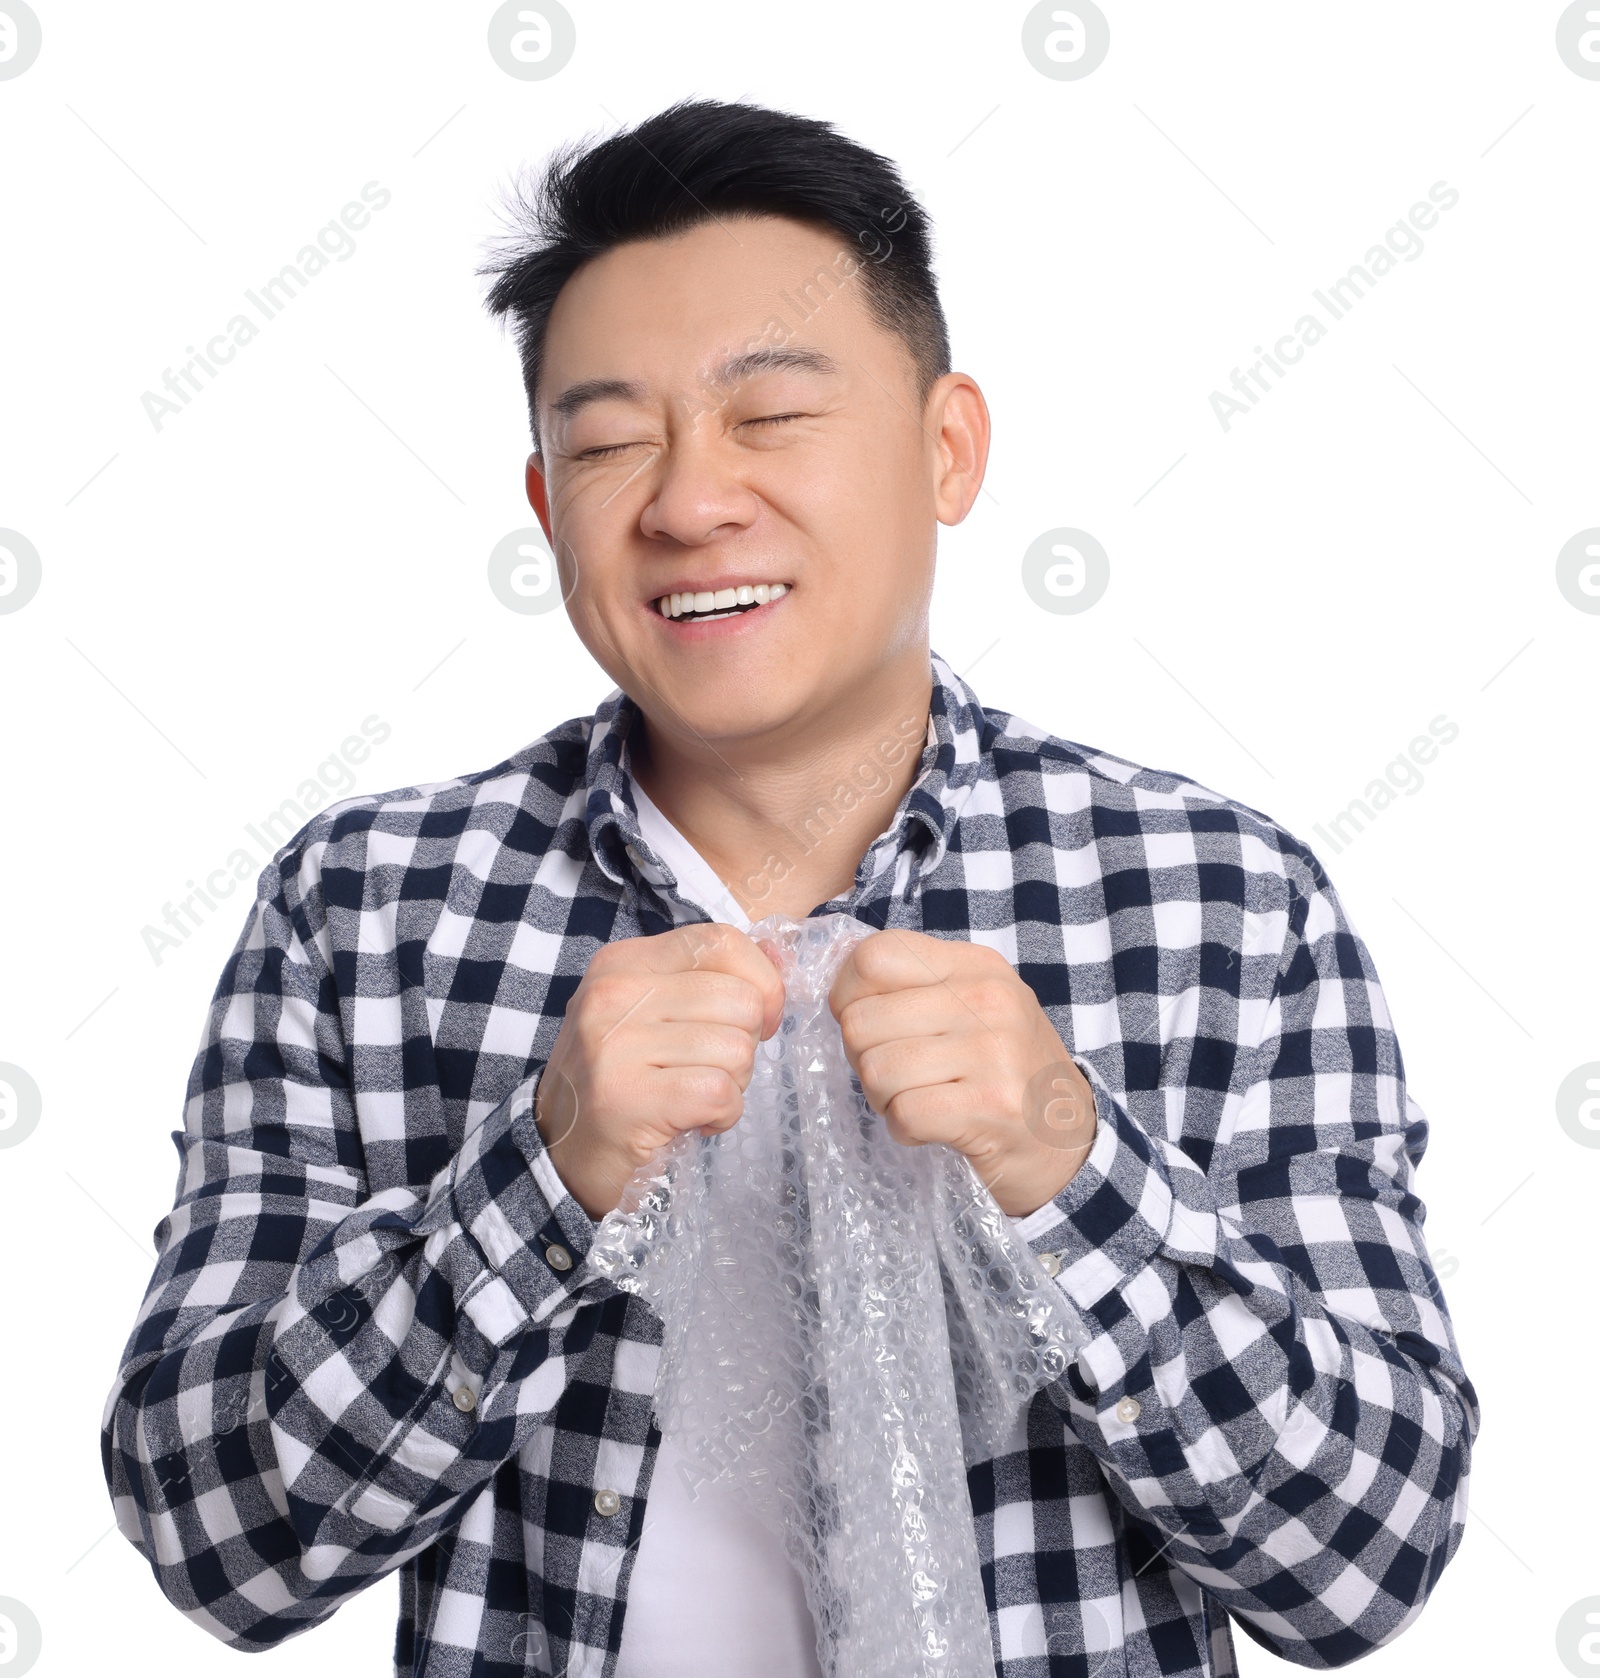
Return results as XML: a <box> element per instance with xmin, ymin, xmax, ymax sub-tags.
<box><xmin>452</xmin><ymin>1387</ymin><xmax>477</xmax><ymax>1413</ymax></box>
<box><xmin>545</xmin><ymin>1243</ymin><xmax>573</xmax><ymax>1272</ymax></box>
<box><xmin>594</xmin><ymin>1488</ymin><xmax>621</xmax><ymax>1517</ymax></box>
<box><xmin>1115</xmin><ymin>1397</ymin><xmax>1142</xmax><ymax>1424</ymax></box>
<box><xmin>624</xmin><ymin>843</ymin><xmax>643</xmax><ymax>865</ymax></box>
<box><xmin>1038</xmin><ymin>1252</ymin><xmax>1061</xmax><ymax>1278</ymax></box>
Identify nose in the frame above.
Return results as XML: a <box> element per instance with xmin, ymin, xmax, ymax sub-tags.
<box><xmin>638</xmin><ymin>422</ymin><xmax>762</xmax><ymax>548</ymax></box>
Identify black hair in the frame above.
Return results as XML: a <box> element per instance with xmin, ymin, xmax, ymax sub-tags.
<box><xmin>480</xmin><ymin>98</ymin><xmax>952</xmax><ymax>450</ymax></box>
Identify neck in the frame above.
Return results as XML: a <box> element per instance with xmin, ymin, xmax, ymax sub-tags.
<box><xmin>628</xmin><ymin>649</ymin><xmax>934</xmax><ymax>923</ymax></box>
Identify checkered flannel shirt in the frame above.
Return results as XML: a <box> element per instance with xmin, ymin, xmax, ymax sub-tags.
<box><xmin>102</xmin><ymin>650</ymin><xmax>1478</xmax><ymax>1676</ymax></box>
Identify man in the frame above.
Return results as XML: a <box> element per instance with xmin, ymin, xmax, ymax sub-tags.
<box><xmin>103</xmin><ymin>99</ymin><xmax>1477</xmax><ymax>1677</ymax></box>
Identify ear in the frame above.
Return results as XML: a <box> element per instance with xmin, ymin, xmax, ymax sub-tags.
<box><xmin>926</xmin><ymin>373</ymin><xmax>991</xmax><ymax>527</ymax></box>
<box><xmin>525</xmin><ymin>452</ymin><xmax>553</xmax><ymax>545</ymax></box>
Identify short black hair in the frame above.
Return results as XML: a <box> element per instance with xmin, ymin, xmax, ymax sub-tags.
<box><xmin>480</xmin><ymin>98</ymin><xmax>952</xmax><ymax>451</ymax></box>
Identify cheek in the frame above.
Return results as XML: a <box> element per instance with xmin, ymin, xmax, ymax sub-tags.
<box><xmin>776</xmin><ymin>452</ymin><xmax>928</xmax><ymax>604</ymax></box>
<box><xmin>809</xmin><ymin>431</ymin><xmax>936</xmax><ymax>596</ymax></box>
<box><xmin>555</xmin><ymin>569</ymin><xmax>639</xmax><ymax>692</ymax></box>
<box><xmin>547</xmin><ymin>482</ymin><xmax>640</xmax><ymax>615</ymax></box>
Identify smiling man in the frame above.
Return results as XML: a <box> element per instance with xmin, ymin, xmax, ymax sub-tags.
<box><xmin>104</xmin><ymin>100</ymin><xmax>1477</xmax><ymax>1678</ymax></box>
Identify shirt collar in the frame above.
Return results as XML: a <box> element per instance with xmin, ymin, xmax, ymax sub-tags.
<box><xmin>582</xmin><ymin>648</ymin><xmax>986</xmax><ymax>905</ymax></box>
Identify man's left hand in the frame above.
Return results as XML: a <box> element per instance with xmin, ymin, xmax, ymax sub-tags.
<box><xmin>828</xmin><ymin>928</ymin><xmax>1097</xmax><ymax>1218</ymax></box>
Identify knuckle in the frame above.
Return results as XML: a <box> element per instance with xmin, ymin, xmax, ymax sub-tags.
<box><xmin>728</xmin><ymin>980</ymin><xmax>764</xmax><ymax>1032</ymax></box>
<box><xmin>580</xmin><ymin>970</ymin><xmax>624</xmax><ymax>1012</ymax></box>
<box><xmin>882</xmin><ymin>1103</ymin><xmax>918</xmax><ymax>1145</ymax></box>
<box><xmin>710</xmin><ymin>1092</ymin><xmax>745</xmax><ymax>1128</ymax></box>
<box><xmin>680</xmin><ymin>921</ymin><xmax>732</xmax><ymax>965</ymax></box>
<box><xmin>679</xmin><ymin>1066</ymin><xmax>741</xmax><ymax>1119</ymax></box>
<box><xmin>700</xmin><ymin>1023</ymin><xmax>751</xmax><ymax>1066</ymax></box>
<box><xmin>685</xmin><ymin>976</ymin><xmax>761</xmax><ymax>1036</ymax></box>
<box><xmin>969</xmin><ymin>977</ymin><xmax>1013</xmax><ymax>1017</ymax></box>
<box><xmin>854</xmin><ymin>935</ymin><xmax>895</xmax><ymax>981</ymax></box>
<box><xmin>585</xmin><ymin>940</ymin><xmax>627</xmax><ymax>977</ymax></box>
<box><xmin>886</xmin><ymin>1088</ymin><xmax>915</xmax><ymax>1125</ymax></box>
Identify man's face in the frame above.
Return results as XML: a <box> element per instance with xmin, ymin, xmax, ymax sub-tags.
<box><xmin>527</xmin><ymin>213</ymin><xmax>985</xmax><ymax>748</ymax></box>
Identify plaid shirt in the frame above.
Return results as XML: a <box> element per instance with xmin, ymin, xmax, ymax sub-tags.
<box><xmin>102</xmin><ymin>651</ymin><xmax>1478</xmax><ymax>1677</ymax></box>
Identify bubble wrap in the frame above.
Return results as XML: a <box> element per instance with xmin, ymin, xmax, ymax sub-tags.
<box><xmin>588</xmin><ymin>912</ymin><xmax>1090</xmax><ymax>1678</ymax></box>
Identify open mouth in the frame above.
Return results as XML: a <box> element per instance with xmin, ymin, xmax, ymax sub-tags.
<box><xmin>654</xmin><ymin>582</ymin><xmax>789</xmax><ymax>623</ymax></box>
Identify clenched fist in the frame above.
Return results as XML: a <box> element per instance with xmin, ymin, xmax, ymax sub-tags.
<box><xmin>533</xmin><ymin>922</ymin><xmax>786</xmax><ymax>1220</ymax></box>
<box><xmin>828</xmin><ymin>928</ymin><xmax>1098</xmax><ymax>1219</ymax></box>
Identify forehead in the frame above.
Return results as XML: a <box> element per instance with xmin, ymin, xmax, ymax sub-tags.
<box><xmin>538</xmin><ymin>213</ymin><xmax>885</xmax><ymax>412</ymax></box>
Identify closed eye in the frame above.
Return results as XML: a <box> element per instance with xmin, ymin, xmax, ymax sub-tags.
<box><xmin>576</xmin><ymin>413</ymin><xmax>805</xmax><ymax>461</ymax></box>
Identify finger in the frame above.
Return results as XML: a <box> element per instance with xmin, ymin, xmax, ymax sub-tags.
<box><xmin>646</xmin><ymin>970</ymin><xmax>770</xmax><ymax>1035</ymax></box>
<box><xmin>630</xmin><ymin>923</ymin><xmax>787</xmax><ymax>1040</ymax></box>
<box><xmin>836</xmin><ymin>985</ymin><xmax>972</xmax><ymax>1057</ymax></box>
<box><xmin>853</xmin><ymin>1033</ymin><xmax>973</xmax><ymax>1108</ymax></box>
<box><xmin>829</xmin><ymin>927</ymin><xmax>962</xmax><ymax>1015</ymax></box>
<box><xmin>877</xmin><ymin>1081</ymin><xmax>983</xmax><ymax>1150</ymax></box>
<box><xmin>634</xmin><ymin>1020</ymin><xmax>762</xmax><ymax>1080</ymax></box>
<box><xmin>651</xmin><ymin>1064</ymin><xmax>746</xmax><ymax>1134</ymax></box>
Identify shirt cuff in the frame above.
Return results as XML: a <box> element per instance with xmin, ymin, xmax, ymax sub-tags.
<box><xmin>1007</xmin><ymin>1055</ymin><xmax>1221</xmax><ymax>1398</ymax></box>
<box><xmin>444</xmin><ymin>1067</ymin><xmax>609</xmax><ymax>1348</ymax></box>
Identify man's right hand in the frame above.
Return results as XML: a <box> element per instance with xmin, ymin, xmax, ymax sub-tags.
<box><xmin>532</xmin><ymin>922</ymin><xmax>787</xmax><ymax>1220</ymax></box>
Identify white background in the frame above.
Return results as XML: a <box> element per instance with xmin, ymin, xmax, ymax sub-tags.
<box><xmin>1</xmin><ymin>3</ymin><xmax>1596</xmax><ymax>1673</ymax></box>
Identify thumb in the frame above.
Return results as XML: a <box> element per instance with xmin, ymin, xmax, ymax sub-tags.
<box><xmin>754</xmin><ymin>937</ymin><xmax>786</xmax><ymax>1038</ymax></box>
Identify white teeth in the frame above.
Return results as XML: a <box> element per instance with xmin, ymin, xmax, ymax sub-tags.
<box><xmin>656</xmin><ymin>583</ymin><xmax>790</xmax><ymax>618</ymax></box>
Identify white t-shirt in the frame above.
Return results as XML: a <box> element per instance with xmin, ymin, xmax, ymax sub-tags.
<box><xmin>613</xmin><ymin>779</ymin><xmax>824</xmax><ymax>1678</ymax></box>
<box><xmin>612</xmin><ymin>778</ymin><xmax>1051</xmax><ymax>1672</ymax></box>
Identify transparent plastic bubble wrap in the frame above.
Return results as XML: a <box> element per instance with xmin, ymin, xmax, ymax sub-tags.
<box><xmin>588</xmin><ymin>911</ymin><xmax>1090</xmax><ymax>1678</ymax></box>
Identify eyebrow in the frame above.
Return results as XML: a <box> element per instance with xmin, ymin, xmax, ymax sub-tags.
<box><xmin>545</xmin><ymin>345</ymin><xmax>841</xmax><ymax>423</ymax></box>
